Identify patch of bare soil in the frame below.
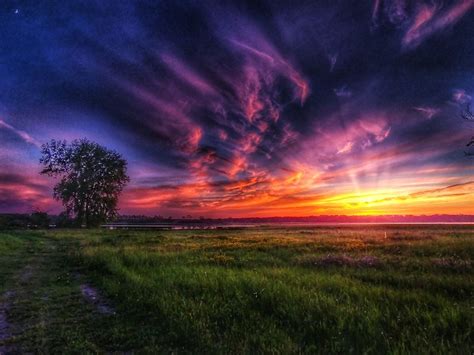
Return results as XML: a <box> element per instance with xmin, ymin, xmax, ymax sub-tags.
<box><xmin>0</xmin><ymin>291</ymin><xmax>16</xmax><ymax>354</ymax></box>
<box><xmin>80</xmin><ymin>284</ymin><xmax>115</xmax><ymax>315</ymax></box>
<box><xmin>0</xmin><ymin>257</ymin><xmax>44</xmax><ymax>353</ymax></box>
<box><xmin>19</xmin><ymin>266</ymin><xmax>34</xmax><ymax>284</ymax></box>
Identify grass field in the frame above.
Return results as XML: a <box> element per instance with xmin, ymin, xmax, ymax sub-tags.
<box><xmin>0</xmin><ymin>225</ymin><xmax>473</xmax><ymax>353</ymax></box>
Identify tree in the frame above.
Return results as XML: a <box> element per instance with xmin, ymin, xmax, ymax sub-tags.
<box><xmin>40</xmin><ymin>139</ymin><xmax>129</xmax><ymax>227</ymax></box>
<box><xmin>461</xmin><ymin>105</ymin><xmax>474</xmax><ymax>156</ymax></box>
<box><xmin>55</xmin><ymin>211</ymin><xmax>74</xmax><ymax>228</ymax></box>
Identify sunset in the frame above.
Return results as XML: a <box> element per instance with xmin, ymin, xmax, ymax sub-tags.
<box><xmin>1</xmin><ymin>1</ymin><xmax>473</xmax><ymax>218</ymax></box>
<box><xmin>0</xmin><ymin>1</ymin><xmax>473</xmax><ymax>353</ymax></box>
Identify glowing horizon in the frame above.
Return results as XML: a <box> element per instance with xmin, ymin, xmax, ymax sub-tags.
<box><xmin>1</xmin><ymin>1</ymin><xmax>474</xmax><ymax>218</ymax></box>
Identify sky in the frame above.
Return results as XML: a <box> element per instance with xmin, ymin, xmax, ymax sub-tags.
<box><xmin>1</xmin><ymin>0</ymin><xmax>474</xmax><ymax>218</ymax></box>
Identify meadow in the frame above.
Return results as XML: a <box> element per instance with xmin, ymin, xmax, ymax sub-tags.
<box><xmin>0</xmin><ymin>225</ymin><xmax>473</xmax><ymax>353</ymax></box>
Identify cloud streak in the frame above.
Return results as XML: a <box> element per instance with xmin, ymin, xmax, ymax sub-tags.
<box><xmin>0</xmin><ymin>119</ymin><xmax>41</xmax><ymax>148</ymax></box>
<box><xmin>372</xmin><ymin>0</ymin><xmax>474</xmax><ymax>49</ymax></box>
<box><xmin>403</xmin><ymin>0</ymin><xmax>474</xmax><ymax>49</ymax></box>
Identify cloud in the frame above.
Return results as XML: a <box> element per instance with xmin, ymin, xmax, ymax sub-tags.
<box><xmin>160</xmin><ymin>53</ymin><xmax>218</xmax><ymax>96</ymax></box>
<box><xmin>0</xmin><ymin>119</ymin><xmax>41</xmax><ymax>148</ymax></box>
<box><xmin>305</xmin><ymin>113</ymin><xmax>392</xmax><ymax>159</ymax></box>
<box><xmin>352</xmin><ymin>180</ymin><xmax>474</xmax><ymax>206</ymax></box>
<box><xmin>337</xmin><ymin>141</ymin><xmax>355</xmax><ymax>155</ymax></box>
<box><xmin>403</xmin><ymin>0</ymin><xmax>474</xmax><ymax>49</ymax></box>
<box><xmin>372</xmin><ymin>0</ymin><xmax>474</xmax><ymax>50</ymax></box>
<box><xmin>409</xmin><ymin>180</ymin><xmax>474</xmax><ymax>198</ymax></box>
<box><xmin>452</xmin><ymin>89</ymin><xmax>472</xmax><ymax>105</ymax></box>
<box><xmin>328</xmin><ymin>53</ymin><xmax>338</xmax><ymax>72</ymax></box>
<box><xmin>0</xmin><ymin>173</ymin><xmax>54</xmax><ymax>213</ymax></box>
<box><xmin>334</xmin><ymin>85</ymin><xmax>353</xmax><ymax>98</ymax></box>
<box><xmin>1</xmin><ymin>1</ymin><xmax>474</xmax><ymax>217</ymax></box>
<box><xmin>413</xmin><ymin>106</ymin><xmax>439</xmax><ymax>119</ymax></box>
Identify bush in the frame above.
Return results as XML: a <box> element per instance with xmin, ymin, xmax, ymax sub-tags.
<box><xmin>30</xmin><ymin>211</ymin><xmax>50</xmax><ymax>228</ymax></box>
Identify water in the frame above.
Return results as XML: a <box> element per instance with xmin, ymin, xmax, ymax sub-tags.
<box><xmin>101</xmin><ymin>221</ymin><xmax>474</xmax><ymax>230</ymax></box>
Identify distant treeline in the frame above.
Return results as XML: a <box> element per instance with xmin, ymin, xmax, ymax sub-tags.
<box><xmin>0</xmin><ymin>212</ymin><xmax>74</xmax><ymax>229</ymax></box>
<box><xmin>2</xmin><ymin>213</ymin><xmax>474</xmax><ymax>230</ymax></box>
<box><xmin>114</xmin><ymin>214</ymin><xmax>474</xmax><ymax>224</ymax></box>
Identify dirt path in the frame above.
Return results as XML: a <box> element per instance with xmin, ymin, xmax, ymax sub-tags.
<box><xmin>0</xmin><ymin>239</ymin><xmax>54</xmax><ymax>353</ymax></box>
<box><xmin>0</xmin><ymin>291</ymin><xmax>15</xmax><ymax>354</ymax></box>
<box><xmin>79</xmin><ymin>283</ymin><xmax>115</xmax><ymax>315</ymax></box>
<box><xmin>0</xmin><ymin>234</ymin><xmax>116</xmax><ymax>353</ymax></box>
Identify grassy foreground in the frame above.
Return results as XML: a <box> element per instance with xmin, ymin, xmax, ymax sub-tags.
<box><xmin>0</xmin><ymin>225</ymin><xmax>473</xmax><ymax>353</ymax></box>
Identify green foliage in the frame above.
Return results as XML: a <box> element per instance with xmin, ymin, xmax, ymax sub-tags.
<box><xmin>40</xmin><ymin>139</ymin><xmax>129</xmax><ymax>227</ymax></box>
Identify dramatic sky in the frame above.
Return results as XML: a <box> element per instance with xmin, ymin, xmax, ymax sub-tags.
<box><xmin>1</xmin><ymin>0</ymin><xmax>474</xmax><ymax>217</ymax></box>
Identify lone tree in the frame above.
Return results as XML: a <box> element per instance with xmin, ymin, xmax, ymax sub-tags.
<box><xmin>40</xmin><ymin>139</ymin><xmax>129</xmax><ymax>227</ymax></box>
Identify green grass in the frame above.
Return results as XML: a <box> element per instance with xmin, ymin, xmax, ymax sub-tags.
<box><xmin>0</xmin><ymin>225</ymin><xmax>473</xmax><ymax>353</ymax></box>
